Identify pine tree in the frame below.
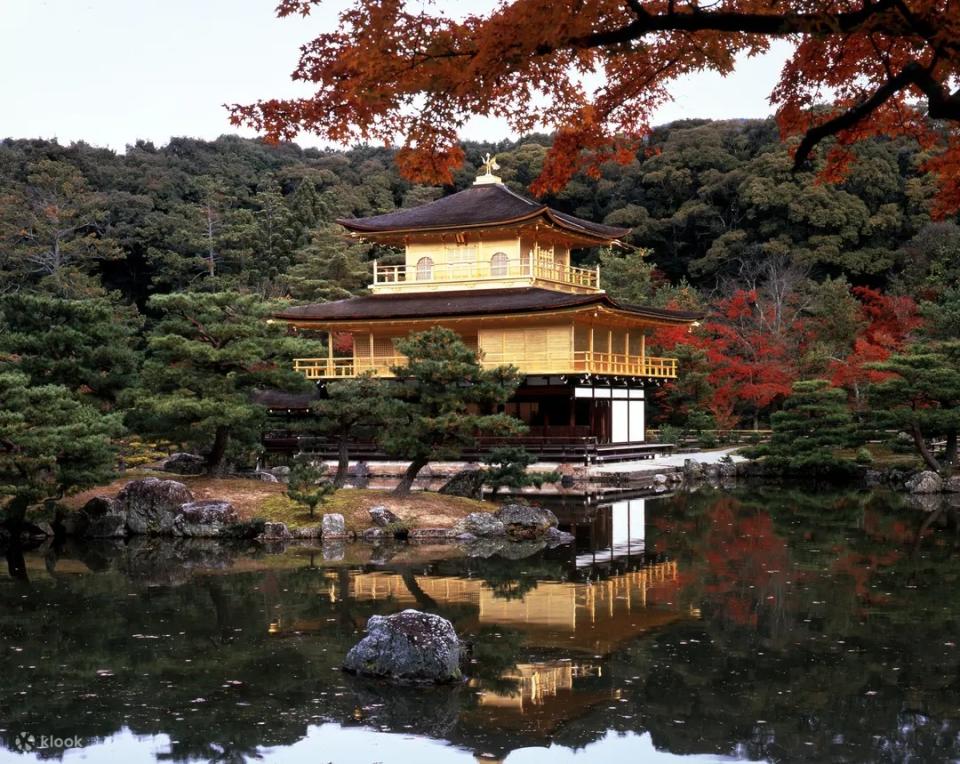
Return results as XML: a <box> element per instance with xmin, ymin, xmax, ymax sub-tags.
<box><xmin>381</xmin><ymin>328</ymin><xmax>523</xmax><ymax>495</ymax></box>
<box><xmin>248</xmin><ymin>178</ymin><xmax>301</xmax><ymax>293</ymax></box>
<box><xmin>0</xmin><ymin>159</ymin><xmax>122</xmax><ymax>297</ymax></box>
<box><xmin>126</xmin><ymin>291</ymin><xmax>321</xmax><ymax>475</ymax></box>
<box><xmin>284</xmin><ymin>226</ymin><xmax>371</xmax><ymax>302</ymax></box>
<box><xmin>0</xmin><ymin>371</ymin><xmax>122</xmax><ymax>529</ymax></box>
<box><xmin>867</xmin><ymin>340</ymin><xmax>960</xmax><ymax>472</ymax></box>
<box><xmin>0</xmin><ymin>294</ymin><xmax>143</xmax><ymax>408</ymax></box>
<box><xmin>745</xmin><ymin>379</ymin><xmax>858</xmax><ymax>477</ymax></box>
<box><xmin>286</xmin><ymin>457</ymin><xmax>335</xmax><ymax>518</ymax></box>
<box><xmin>309</xmin><ymin>374</ymin><xmax>391</xmax><ymax>487</ymax></box>
<box><xmin>482</xmin><ymin>447</ymin><xmax>560</xmax><ymax>497</ymax></box>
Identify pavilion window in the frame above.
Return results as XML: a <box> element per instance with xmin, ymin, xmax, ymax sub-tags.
<box><xmin>490</xmin><ymin>251</ymin><xmax>509</xmax><ymax>277</ymax></box>
<box><xmin>416</xmin><ymin>256</ymin><xmax>434</xmax><ymax>281</ymax></box>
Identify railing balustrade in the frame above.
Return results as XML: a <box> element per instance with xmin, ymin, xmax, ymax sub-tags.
<box><xmin>372</xmin><ymin>254</ymin><xmax>599</xmax><ymax>290</ymax></box>
<box><xmin>293</xmin><ymin>350</ymin><xmax>676</xmax><ymax>379</ymax></box>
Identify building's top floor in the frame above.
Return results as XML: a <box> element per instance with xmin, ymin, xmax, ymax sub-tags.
<box><xmin>338</xmin><ymin>160</ymin><xmax>629</xmax><ymax>295</ymax></box>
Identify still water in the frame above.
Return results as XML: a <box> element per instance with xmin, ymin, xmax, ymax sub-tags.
<box><xmin>1</xmin><ymin>488</ymin><xmax>959</xmax><ymax>763</ymax></box>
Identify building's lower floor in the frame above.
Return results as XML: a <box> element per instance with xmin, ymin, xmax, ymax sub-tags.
<box><xmin>261</xmin><ymin>376</ymin><xmax>670</xmax><ymax>464</ymax></box>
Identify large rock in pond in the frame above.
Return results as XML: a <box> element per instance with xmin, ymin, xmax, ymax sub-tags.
<box><xmin>173</xmin><ymin>500</ymin><xmax>239</xmax><ymax>538</ymax></box>
<box><xmin>438</xmin><ymin>469</ymin><xmax>485</xmax><ymax>500</ymax></box>
<box><xmin>343</xmin><ymin>609</ymin><xmax>461</xmax><ymax>683</ymax></box>
<box><xmin>945</xmin><ymin>475</ymin><xmax>960</xmax><ymax>493</ymax></box>
<box><xmin>161</xmin><ymin>452</ymin><xmax>206</xmax><ymax>475</ymax></box>
<box><xmin>119</xmin><ymin>478</ymin><xmax>194</xmax><ymax>535</ymax></box>
<box><xmin>369</xmin><ymin>505</ymin><xmax>400</xmax><ymax>527</ymax></box>
<box><xmin>78</xmin><ymin>496</ymin><xmax>128</xmax><ymax>538</ymax></box>
<box><xmin>907</xmin><ymin>470</ymin><xmax>943</xmax><ymax>494</ymax></box>
<box><xmin>494</xmin><ymin>504</ymin><xmax>558</xmax><ymax>541</ymax></box>
<box><xmin>453</xmin><ymin>512</ymin><xmax>505</xmax><ymax>538</ymax></box>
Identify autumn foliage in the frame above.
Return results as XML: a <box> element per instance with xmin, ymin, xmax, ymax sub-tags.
<box><xmin>234</xmin><ymin>0</ymin><xmax>960</xmax><ymax>212</ymax></box>
<box><xmin>652</xmin><ymin>284</ymin><xmax>922</xmax><ymax>429</ymax></box>
<box><xmin>827</xmin><ymin>287</ymin><xmax>921</xmax><ymax>397</ymax></box>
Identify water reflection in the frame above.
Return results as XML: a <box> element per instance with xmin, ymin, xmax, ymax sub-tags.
<box><xmin>1</xmin><ymin>489</ymin><xmax>959</xmax><ymax>762</ymax></box>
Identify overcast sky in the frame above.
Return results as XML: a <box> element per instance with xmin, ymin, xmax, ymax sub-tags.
<box><xmin>1</xmin><ymin>0</ymin><xmax>793</xmax><ymax>153</ymax></box>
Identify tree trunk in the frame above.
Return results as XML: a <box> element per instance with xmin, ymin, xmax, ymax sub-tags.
<box><xmin>334</xmin><ymin>434</ymin><xmax>350</xmax><ymax>488</ymax></box>
<box><xmin>2</xmin><ymin>495</ymin><xmax>30</xmax><ymax>531</ymax></box>
<box><xmin>912</xmin><ymin>421</ymin><xmax>942</xmax><ymax>472</ymax></box>
<box><xmin>206</xmin><ymin>425</ymin><xmax>231</xmax><ymax>475</ymax></box>
<box><xmin>393</xmin><ymin>457</ymin><xmax>428</xmax><ymax>496</ymax></box>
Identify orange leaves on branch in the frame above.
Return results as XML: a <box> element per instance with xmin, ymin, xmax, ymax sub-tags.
<box><xmin>828</xmin><ymin>287</ymin><xmax>921</xmax><ymax>393</ymax></box>
<box><xmin>237</xmin><ymin>0</ymin><xmax>960</xmax><ymax>210</ymax></box>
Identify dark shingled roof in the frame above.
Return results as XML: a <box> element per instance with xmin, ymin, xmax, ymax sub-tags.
<box><xmin>337</xmin><ymin>183</ymin><xmax>629</xmax><ymax>240</ymax></box>
<box><xmin>275</xmin><ymin>287</ymin><xmax>701</xmax><ymax>324</ymax></box>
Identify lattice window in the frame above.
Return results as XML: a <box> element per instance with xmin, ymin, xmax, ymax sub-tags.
<box><xmin>490</xmin><ymin>251</ymin><xmax>509</xmax><ymax>277</ymax></box>
<box><xmin>416</xmin><ymin>256</ymin><xmax>434</xmax><ymax>280</ymax></box>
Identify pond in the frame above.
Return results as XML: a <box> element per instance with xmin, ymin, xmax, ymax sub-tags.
<box><xmin>1</xmin><ymin>488</ymin><xmax>959</xmax><ymax>763</ymax></box>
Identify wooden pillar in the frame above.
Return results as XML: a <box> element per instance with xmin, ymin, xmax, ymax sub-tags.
<box><xmin>369</xmin><ymin>331</ymin><xmax>375</xmax><ymax>371</ymax></box>
<box><xmin>607</xmin><ymin>328</ymin><xmax>613</xmax><ymax>373</ymax></box>
<box><xmin>589</xmin><ymin>326</ymin><xmax>594</xmax><ymax>372</ymax></box>
<box><xmin>641</xmin><ymin>333</ymin><xmax>646</xmax><ymax>375</ymax></box>
<box><xmin>327</xmin><ymin>329</ymin><xmax>334</xmax><ymax>375</ymax></box>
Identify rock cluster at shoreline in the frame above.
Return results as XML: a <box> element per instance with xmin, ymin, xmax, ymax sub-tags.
<box><xmin>66</xmin><ymin>478</ymin><xmax>251</xmax><ymax>540</ymax></box>
<box><xmin>34</xmin><ymin>480</ymin><xmax>578</xmax><ymax>554</ymax></box>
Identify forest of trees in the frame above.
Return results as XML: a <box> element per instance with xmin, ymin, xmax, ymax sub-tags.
<box><xmin>1</xmin><ymin>117</ymin><xmax>958</xmax><ymax>511</ymax></box>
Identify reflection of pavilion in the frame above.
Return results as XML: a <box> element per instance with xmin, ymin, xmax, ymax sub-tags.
<box><xmin>476</xmin><ymin>660</ymin><xmax>602</xmax><ymax>711</ymax></box>
<box><xmin>349</xmin><ymin>559</ymin><xmax>683</xmax><ymax>654</ymax></box>
<box><xmin>573</xmin><ymin>497</ymin><xmax>647</xmax><ymax>568</ymax></box>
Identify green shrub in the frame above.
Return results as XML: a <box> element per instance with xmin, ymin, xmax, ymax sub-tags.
<box><xmin>658</xmin><ymin>425</ymin><xmax>682</xmax><ymax>445</ymax></box>
<box><xmin>855</xmin><ymin>447</ymin><xmax>874</xmax><ymax>464</ymax></box>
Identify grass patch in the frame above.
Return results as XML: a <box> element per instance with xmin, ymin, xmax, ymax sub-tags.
<box><xmin>251</xmin><ymin>489</ymin><xmax>495</xmax><ymax>532</ymax></box>
<box><xmin>834</xmin><ymin>446</ymin><xmax>920</xmax><ymax>469</ymax></box>
<box><xmin>61</xmin><ymin>470</ymin><xmax>498</xmax><ymax>533</ymax></box>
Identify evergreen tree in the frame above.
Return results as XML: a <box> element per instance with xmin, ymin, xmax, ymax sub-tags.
<box><xmin>126</xmin><ymin>292</ymin><xmax>320</xmax><ymax>475</ymax></box>
<box><xmin>598</xmin><ymin>247</ymin><xmax>659</xmax><ymax>306</ymax></box>
<box><xmin>248</xmin><ymin>178</ymin><xmax>301</xmax><ymax>294</ymax></box>
<box><xmin>310</xmin><ymin>374</ymin><xmax>391</xmax><ymax>487</ymax></box>
<box><xmin>0</xmin><ymin>159</ymin><xmax>121</xmax><ymax>297</ymax></box>
<box><xmin>867</xmin><ymin>341</ymin><xmax>960</xmax><ymax>472</ymax></box>
<box><xmin>286</xmin><ymin>457</ymin><xmax>335</xmax><ymax>518</ymax></box>
<box><xmin>284</xmin><ymin>226</ymin><xmax>371</xmax><ymax>302</ymax></box>
<box><xmin>0</xmin><ymin>371</ymin><xmax>122</xmax><ymax>529</ymax></box>
<box><xmin>482</xmin><ymin>447</ymin><xmax>560</xmax><ymax>497</ymax></box>
<box><xmin>288</xmin><ymin>178</ymin><xmax>326</xmax><ymax>237</ymax></box>
<box><xmin>744</xmin><ymin>379</ymin><xmax>858</xmax><ymax>477</ymax></box>
<box><xmin>0</xmin><ymin>294</ymin><xmax>143</xmax><ymax>408</ymax></box>
<box><xmin>381</xmin><ymin>328</ymin><xmax>523</xmax><ymax>495</ymax></box>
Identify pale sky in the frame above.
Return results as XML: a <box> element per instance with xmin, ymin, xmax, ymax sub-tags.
<box><xmin>1</xmin><ymin>0</ymin><xmax>793</xmax><ymax>152</ymax></box>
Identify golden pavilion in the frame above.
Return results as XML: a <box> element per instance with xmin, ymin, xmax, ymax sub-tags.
<box><xmin>274</xmin><ymin>157</ymin><xmax>699</xmax><ymax>460</ymax></box>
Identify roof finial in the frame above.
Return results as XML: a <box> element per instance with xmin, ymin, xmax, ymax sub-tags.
<box><xmin>474</xmin><ymin>152</ymin><xmax>502</xmax><ymax>185</ymax></box>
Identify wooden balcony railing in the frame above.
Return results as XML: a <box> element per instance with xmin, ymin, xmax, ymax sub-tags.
<box><xmin>292</xmin><ymin>356</ymin><xmax>405</xmax><ymax>380</ymax></box>
<box><xmin>572</xmin><ymin>351</ymin><xmax>677</xmax><ymax>378</ymax></box>
<box><xmin>372</xmin><ymin>254</ymin><xmax>599</xmax><ymax>291</ymax></box>
<box><xmin>293</xmin><ymin>351</ymin><xmax>677</xmax><ymax>380</ymax></box>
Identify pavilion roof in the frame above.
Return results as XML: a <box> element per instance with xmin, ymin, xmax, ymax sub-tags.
<box><xmin>274</xmin><ymin>287</ymin><xmax>701</xmax><ymax>325</ymax></box>
<box><xmin>337</xmin><ymin>183</ymin><xmax>629</xmax><ymax>242</ymax></box>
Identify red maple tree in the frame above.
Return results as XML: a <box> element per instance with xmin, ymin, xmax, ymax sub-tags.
<box><xmin>828</xmin><ymin>286</ymin><xmax>921</xmax><ymax>403</ymax></box>
<box><xmin>654</xmin><ymin>289</ymin><xmax>802</xmax><ymax>429</ymax></box>
<box><xmin>232</xmin><ymin>0</ymin><xmax>960</xmax><ymax>212</ymax></box>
